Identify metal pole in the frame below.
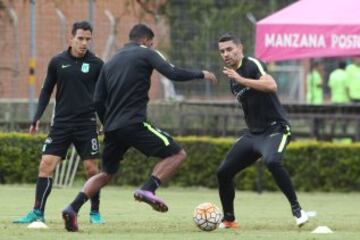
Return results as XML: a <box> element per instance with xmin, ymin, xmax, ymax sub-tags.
<box><xmin>88</xmin><ymin>0</ymin><xmax>94</xmax><ymax>50</ymax></box>
<box><xmin>9</xmin><ymin>6</ymin><xmax>20</xmax><ymax>130</ymax></box>
<box><xmin>29</xmin><ymin>0</ymin><xmax>36</xmax><ymax>120</ymax></box>
<box><xmin>299</xmin><ymin>62</ymin><xmax>305</xmax><ymax>102</ymax></box>
<box><xmin>246</xmin><ymin>12</ymin><xmax>257</xmax><ymax>56</ymax></box>
<box><xmin>55</xmin><ymin>8</ymin><xmax>67</xmax><ymax>49</ymax></box>
<box><xmin>88</xmin><ymin>0</ymin><xmax>94</xmax><ymax>24</ymax></box>
<box><xmin>102</xmin><ymin>9</ymin><xmax>116</xmax><ymax>61</ymax></box>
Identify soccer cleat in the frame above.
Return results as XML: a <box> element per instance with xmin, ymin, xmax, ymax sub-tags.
<box><xmin>218</xmin><ymin>220</ymin><xmax>240</xmax><ymax>229</ymax></box>
<box><xmin>62</xmin><ymin>205</ymin><xmax>78</xmax><ymax>232</ymax></box>
<box><xmin>13</xmin><ymin>209</ymin><xmax>44</xmax><ymax>224</ymax></box>
<box><xmin>293</xmin><ymin>209</ymin><xmax>309</xmax><ymax>227</ymax></box>
<box><xmin>133</xmin><ymin>189</ymin><xmax>168</xmax><ymax>212</ymax></box>
<box><xmin>89</xmin><ymin>210</ymin><xmax>105</xmax><ymax>224</ymax></box>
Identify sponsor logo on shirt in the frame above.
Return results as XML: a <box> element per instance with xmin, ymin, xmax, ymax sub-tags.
<box><xmin>90</xmin><ymin>151</ymin><xmax>98</xmax><ymax>155</ymax></box>
<box><xmin>81</xmin><ymin>63</ymin><xmax>90</xmax><ymax>73</ymax></box>
<box><xmin>61</xmin><ymin>64</ymin><xmax>71</xmax><ymax>68</ymax></box>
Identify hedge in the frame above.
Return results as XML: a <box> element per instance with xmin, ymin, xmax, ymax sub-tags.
<box><xmin>0</xmin><ymin>133</ymin><xmax>360</xmax><ymax>191</ymax></box>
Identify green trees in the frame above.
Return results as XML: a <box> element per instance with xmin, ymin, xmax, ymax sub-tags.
<box><xmin>165</xmin><ymin>0</ymin><xmax>296</xmax><ymax>98</ymax></box>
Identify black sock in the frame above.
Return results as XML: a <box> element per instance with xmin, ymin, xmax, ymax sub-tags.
<box><xmin>34</xmin><ymin>177</ymin><xmax>53</xmax><ymax>213</ymax></box>
<box><xmin>90</xmin><ymin>191</ymin><xmax>100</xmax><ymax>212</ymax></box>
<box><xmin>291</xmin><ymin>201</ymin><xmax>302</xmax><ymax>217</ymax></box>
<box><xmin>70</xmin><ymin>192</ymin><xmax>89</xmax><ymax>213</ymax></box>
<box><xmin>223</xmin><ymin>212</ymin><xmax>235</xmax><ymax>222</ymax></box>
<box><xmin>291</xmin><ymin>201</ymin><xmax>301</xmax><ymax>211</ymax></box>
<box><xmin>141</xmin><ymin>176</ymin><xmax>161</xmax><ymax>193</ymax></box>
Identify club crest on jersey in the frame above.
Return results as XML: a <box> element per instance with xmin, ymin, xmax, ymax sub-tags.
<box><xmin>81</xmin><ymin>63</ymin><xmax>90</xmax><ymax>73</ymax></box>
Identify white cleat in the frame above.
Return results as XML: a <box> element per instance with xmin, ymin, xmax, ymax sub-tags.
<box><xmin>295</xmin><ymin>209</ymin><xmax>309</xmax><ymax>227</ymax></box>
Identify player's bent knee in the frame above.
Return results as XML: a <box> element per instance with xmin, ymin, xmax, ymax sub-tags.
<box><xmin>217</xmin><ymin>164</ymin><xmax>237</xmax><ymax>182</ymax></box>
<box><xmin>100</xmin><ymin>171</ymin><xmax>113</xmax><ymax>184</ymax></box>
<box><xmin>177</xmin><ymin>149</ymin><xmax>187</xmax><ymax>161</ymax></box>
<box><xmin>39</xmin><ymin>156</ymin><xmax>60</xmax><ymax>176</ymax></box>
<box><xmin>264</xmin><ymin>159</ymin><xmax>282</xmax><ymax>170</ymax></box>
<box><xmin>216</xmin><ymin>167</ymin><xmax>227</xmax><ymax>180</ymax></box>
<box><xmin>83</xmin><ymin>160</ymin><xmax>99</xmax><ymax>177</ymax></box>
<box><xmin>216</xmin><ymin>159</ymin><xmax>232</xmax><ymax>179</ymax></box>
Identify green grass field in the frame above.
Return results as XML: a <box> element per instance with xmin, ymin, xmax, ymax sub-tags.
<box><xmin>0</xmin><ymin>185</ymin><xmax>359</xmax><ymax>240</ymax></box>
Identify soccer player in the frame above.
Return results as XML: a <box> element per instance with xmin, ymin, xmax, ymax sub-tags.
<box><xmin>61</xmin><ymin>23</ymin><xmax>217</xmax><ymax>232</ymax></box>
<box><xmin>216</xmin><ymin>32</ymin><xmax>308</xmax><ymax>228</ymax></box>
<box><xmin>13</xmin><ymin>21</ymin><xmax>105</xmax><ymax>224</ymax></box>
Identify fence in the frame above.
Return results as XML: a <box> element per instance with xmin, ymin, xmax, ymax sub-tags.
<box><xmin>1</xmin><ymin>100</ymin><xmax>359</xmax><ymax>140</ymax></box>
<box><xmin>149</xmin><ymin>101</ymin><xmax>360</xmax><ymax>141</ymax></box>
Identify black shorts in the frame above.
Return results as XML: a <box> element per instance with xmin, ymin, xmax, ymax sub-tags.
<box><xmin>102</xmin><ymin>122</ymin><xmax>182</xmax><ymax>174</ymax></box>
<box><xmin>42</xmin><ymin>125</ymin><xmax>100</xmax><ymax>160</ymax></box>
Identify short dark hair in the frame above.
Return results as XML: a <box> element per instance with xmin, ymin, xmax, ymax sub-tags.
<box><xmin>71</xmin><ymin>21</ymin><xmax>93</xmax><ymax>36</ymax></box>
<box><xmin>129</xmin><ymin>24</ymin><xmax>154</xmax><ymax>41</ymax></box>
<box><xmin>310</xmin><ymin>60</ymin><xmax>321</xmax><ymax>70</ymax></box>
<box><xmin>338</xmin><ymin>61</ymin><xmax>347</xmax><ymax>69</ymax></box>
<box><xmin>218</xmin><ymin>32</ymin><xmax>242</xmax><ymax>44</ymax></box>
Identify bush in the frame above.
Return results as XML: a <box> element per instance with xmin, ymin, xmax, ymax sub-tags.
<box><xmin>0</xmin><ymin>133</ymin><xmax>359</xmax><ymax>191</ymax></box>
<box><xmin>0</xmin><ymin>133</ymin><xmax>43</xmax><ymax>183</ymax></box>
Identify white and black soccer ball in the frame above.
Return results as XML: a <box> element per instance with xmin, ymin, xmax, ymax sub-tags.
<box><xmin>193</xmin><ymin>202</ymin><xmax>222</xmax><ymax>231</ymax></box>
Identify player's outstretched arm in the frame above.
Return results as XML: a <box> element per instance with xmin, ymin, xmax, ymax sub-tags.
<box><xmin>148</xmin><ymin>49</ymin><xmax>205</xmax><ymax>81</ymax></box>
<box><xmin>202</xmin><ymin>70</ymin><xmax>218</xmax><ymax>85</ymax></box>
<box><xmin>223</xmin><ymin>67</ymin><xmax>277</xmax><ymax>93</ymax></box>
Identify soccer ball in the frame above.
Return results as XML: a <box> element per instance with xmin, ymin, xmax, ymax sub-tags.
<box><xmin>193</xmin><ymin>202</ymin><xmax>222</xmax><ymax>231</ymax></box>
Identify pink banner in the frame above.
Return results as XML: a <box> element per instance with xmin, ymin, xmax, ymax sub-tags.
<box><xmin>256</xmin><ymin>24</ymin><xmax>360</xmax><ymax>62</ymax></box>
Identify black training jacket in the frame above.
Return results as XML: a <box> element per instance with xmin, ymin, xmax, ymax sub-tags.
<box><xmin>32</xmin><ymin>48</ymin><xmax>103</xmax><ymax>127</ymax></box>
<box><xmin>230</xmin><ymin>56</ymin><xmax>289</xmax><ymax>133</ymax></box>
<box><xmin>94</xmin><ymin>42</ymin><xmax>204</xmax><ymax>132</ymax></box>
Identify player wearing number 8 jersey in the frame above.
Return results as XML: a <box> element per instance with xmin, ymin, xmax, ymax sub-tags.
<box><xmin>13</xmin><ymin>21</ymin><xmax>105</xmax><ymax>225</ymax></box>
<box><xmin>216</xmin><ymin>32</ymin><xmax>309</xmax><ymax>229</ymax></box>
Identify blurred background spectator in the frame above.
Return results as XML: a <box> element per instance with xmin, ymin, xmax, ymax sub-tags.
<box><xmin>328</xmin><ymin>61</ymin><xmax>350</xmax><ymax>104</ymax></box>
<box><xmin>346</xmin><ymin>56</ymin><xmax>360</xmax><ymax>103</ymax></box>
<box><xmin>306</xmin><ymin>61</ymin><xmax>323</xmax><ymax>104</ymax></box>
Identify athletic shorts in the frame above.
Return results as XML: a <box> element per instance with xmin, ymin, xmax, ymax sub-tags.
<box><xmin>102</xmin><ymin>122</ymin><xmax>182</xmax><ymax>174</ymax></box>
<box><xmin>42</xmin><ymin>125</ymin><xmax>100</xmax><ymax>160</ymax></box>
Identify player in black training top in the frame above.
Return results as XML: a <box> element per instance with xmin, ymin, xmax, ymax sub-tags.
<box><xmin>62</xmin><ymin>23</ymin><xmax>217</xmax><ymax>232</ymax></box>
<box><xmin>13</xmin><ymin>21</ymin><xmax>105</xmax><ymax>225</ymax></box>
<box><xmin>216</xmin><ymin>33</ymin><xmax>309</xmax><ymax>229</ymax></box>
